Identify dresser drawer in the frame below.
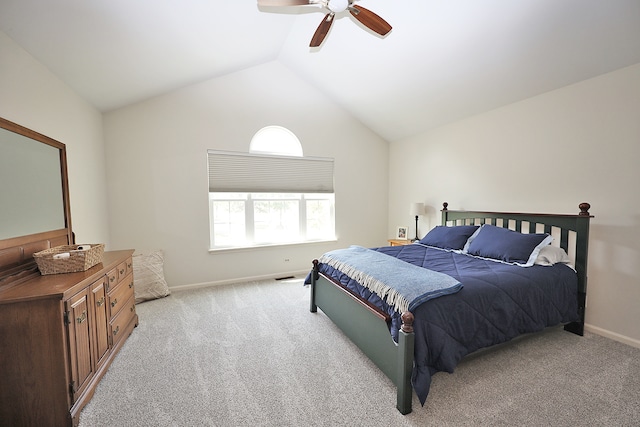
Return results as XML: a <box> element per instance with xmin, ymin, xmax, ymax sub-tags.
<box><xmin>110</xmin><ymin>295</ymin><xmax>136</xmax><ymax>346</ymax></box>
<box><xmin>105</xmin><ymin>267</ymin><xmax>118</xmax><ymax>292</ymax></box>
<box><xmin>116</xmin><ymin>257</ymin><xmax>132</xmax><ymax>281</ymax></box>
<box><xmin>106</xmin><ymin>257</ymin><xmax>133</xmax><ymax>292</ymax></box>
<box><xmin>108</xmin><ymin>272</ymin><xmax>134</xmax><ymax>320</ymax></box>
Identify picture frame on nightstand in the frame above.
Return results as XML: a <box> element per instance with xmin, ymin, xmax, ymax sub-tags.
<box><xmin>396</xmin><ymin>226</ymin><xmax>408</xmax><ymax>240</ymax></box>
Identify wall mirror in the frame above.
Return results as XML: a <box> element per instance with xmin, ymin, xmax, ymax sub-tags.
<box><xmin>0</xmin><ymin>117</ymin><xmax>73</xmax><ymax>288</ymax></box>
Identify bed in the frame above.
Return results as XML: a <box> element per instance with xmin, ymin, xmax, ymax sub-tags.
<box><xmin>306</xmin><ymin>203</ymin><xmax>592</xmax><ymax>414</ymax></box>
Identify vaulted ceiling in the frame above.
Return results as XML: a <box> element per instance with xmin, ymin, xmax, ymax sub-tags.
<box><xmin>1</xmin><ymin>0</ymin><xmax>639</xmax><ymax>142</ymax></box>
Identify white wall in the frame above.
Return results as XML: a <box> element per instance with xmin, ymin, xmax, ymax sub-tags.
<box><xmin>0</xmin><ymin>31</ymin><xmax>109</xmax><ymax>246</ymax></box>
<box><xmin>389</xmin><ymin>63</ymin><xmax>640</xmax><ymax>346</ymax></box>
<box><xmin>104</xmin><ymin>61</ymin><xmax>389</xmax><ymax>288</ymax></box>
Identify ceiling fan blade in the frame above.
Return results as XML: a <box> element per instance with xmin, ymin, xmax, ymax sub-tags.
<box><xmin>310</xmin><ymin>13</ymin><xmax>335</xmax><ymax>47</ymax></box>
<box><xmin>257</xmin><ymin>0</ymin><xmax>311</xmax><ymax>6</ymax></box>
<box><xmin>349</xmin><ymin>5</ymin><xmax>392</xmax><ymax>36</ymax></box>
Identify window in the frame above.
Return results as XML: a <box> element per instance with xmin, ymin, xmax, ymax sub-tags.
<box><xmin>249</xmin><ymin>126</ymin><xmax>303</xmax><ymax>157</ymax></box>
<box><xmin>209</xmin><ymin>192</ymin><xmax>335</xmax><ymax>248</ymax></box>
<box><xmin>208</xmin><ymin>127</ymin><xmax>335</xmax><ymax>249</ymax></box>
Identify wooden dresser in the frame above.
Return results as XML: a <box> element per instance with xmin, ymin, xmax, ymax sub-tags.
<box><xmin>0</xmin><ymin>250</ymin><xmax>138</xmax><ymax>427</ymax></box>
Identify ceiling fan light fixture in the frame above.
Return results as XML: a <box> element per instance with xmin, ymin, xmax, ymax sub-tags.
<box><xmin>327</xmin><ymin>0</ymin><xmax>349</xmax><ymax>13</ymax></box>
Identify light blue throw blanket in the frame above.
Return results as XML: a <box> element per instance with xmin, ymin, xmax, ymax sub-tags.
<box><xmin>319</xmin><ymin>245</ymin><xmax>463</xmax><ymax>313</ymax></box>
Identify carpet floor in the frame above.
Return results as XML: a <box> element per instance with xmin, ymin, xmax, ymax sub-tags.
<box><xmin>79</xmin><ymin>277</ymin><xmax>640</xmax><ymax>426</ymax></box>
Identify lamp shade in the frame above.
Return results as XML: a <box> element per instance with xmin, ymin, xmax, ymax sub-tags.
<box><xmin>410</xmin><ymin>202</ymin><xmax>425</xmax><ymax>216</ymax></box>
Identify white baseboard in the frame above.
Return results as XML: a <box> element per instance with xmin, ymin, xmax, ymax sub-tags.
<box><xmin>169</xmin><ymin>269</ymin><xmax>309</xmax><ymax>292</ymax></box>
<box><xmin>585</xmin><ymin>324</ymin><xmax>640</xmax><ymax>349</ymax></box>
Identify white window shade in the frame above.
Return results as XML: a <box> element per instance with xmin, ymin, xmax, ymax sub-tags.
<box><xmin>208</xmin><ymin>150</ymin><xmax>334</xmax><ymax>193</ymax></box>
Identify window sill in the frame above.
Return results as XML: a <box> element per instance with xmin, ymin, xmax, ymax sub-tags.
<box><xmin>208</xmin><ymin>238</ymin><xmax>337</xmax><ymax>254</ymax></box>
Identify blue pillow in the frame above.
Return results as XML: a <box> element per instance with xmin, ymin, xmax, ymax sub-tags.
<box><xmin>419</xmin><ymin>225</ymin><xmax>479</xmax><ymax>250</ymax></box>
<box><xmin>466</xmin><ymin>224</ymin><xmax>553</xmax><ymax>266</ymax></box>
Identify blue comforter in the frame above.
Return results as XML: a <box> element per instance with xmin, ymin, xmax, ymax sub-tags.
<box><xmin>310</xmin><ymin>243</ymin><xmax>579</xmax><ymax>405</ymax></box>
<box><xmin>319</xmin><ymin>245</ymin><xmax>462</xmax><ymax>313</ymax></box>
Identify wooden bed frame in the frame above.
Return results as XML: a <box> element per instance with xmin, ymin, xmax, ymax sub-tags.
<box><xmin>309</xmin><ymin>202</ymin><xmax>592</xmax><ymax>414</ymax></box>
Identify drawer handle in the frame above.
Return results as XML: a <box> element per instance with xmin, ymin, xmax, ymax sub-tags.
<box><xmin>76</xmin><ymin>311</ymin><xmax>87</xmax><ymax>324</ymax></box>
<box><xmin>129</xmin><ymin>281</ymin><xmax>134</xmax><ymax>289</ymax></box>
<box><xmin>96</xmin><ymin>297</ymin><xmax>105</xmax><ymax>307</ymax></box>
<box><xmin>130</xmin><ymin>305</ymin><xmax>135</xmax><ymax>313</ymax></box>
<box><xmin>113</xmin><ymin>325</ymin><xmax>120</xmax><ymax>336</ymax></box>
<box><xmin>109</xmin><ymin>275</ymin><xmax>116</xmax><ymax>283</ymax></box>
<box><xmin>119</xmin><ymin>268</ymin><xmax>125</xmax><ymax>275</ymax></box>
<box><xmin>111</xmin><ymin>298</ymin><xmax>118</xmax><ymax>308</ymax></box>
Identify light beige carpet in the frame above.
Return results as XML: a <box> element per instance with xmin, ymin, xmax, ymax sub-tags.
<box><xmin>79</xmin><ymin>277</ymin><xmax>640</xmax><ymax>426</ymax></box>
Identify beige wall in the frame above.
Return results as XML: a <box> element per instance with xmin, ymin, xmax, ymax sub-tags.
<box><xmin>389</xmin><ymin>63</ymin><xmax>640</xmax><ymax>346</ymax></box>
<box><xmin>0</xmin><ymin>31</ymin><xmax>110</xmax><ymax>246</ymax></box>
<box><xmin>103</xmin><ymin>60</ymin><xmax>389</xmax><ymax>287</ymax></box>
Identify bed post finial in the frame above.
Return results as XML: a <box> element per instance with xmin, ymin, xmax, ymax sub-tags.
<box><xmin>578</xmin><ymin>202</ymin><xmax>591</xmax><ymax>216</ymax></box>
<box><xmin>442</xmin><ymin>202</ymin><xmax>448</xmax><ymax>211</ymax></box>
<box><xmin>400</xmin><ymin>312</ymin><xmax>414</xmax><ymax>334</ymax></box>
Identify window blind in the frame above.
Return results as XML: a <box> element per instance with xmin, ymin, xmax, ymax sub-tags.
<box><xmin>208</xmin><ymin>150</ymin><xmax>334</xmax><ymax>193</ymax></box>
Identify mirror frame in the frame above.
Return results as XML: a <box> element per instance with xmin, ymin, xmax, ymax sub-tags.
<box><xmin>0</xmin><ymin>117</ymin><xmax>73</xmax><ymax>289</ymax></box>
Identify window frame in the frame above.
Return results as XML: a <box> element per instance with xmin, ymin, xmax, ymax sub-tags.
<box><xmin>208</xmin><ymin>192</ymin><xmax>335</xmax><ymax>251</ymax></box>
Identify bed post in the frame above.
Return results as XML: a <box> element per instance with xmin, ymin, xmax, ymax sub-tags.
<box><xmin>564</xmin><ymin>202</ymin><xmax>592</xmax><ymax>336</ymax></box>
<box><xmin>441</xmin><ymin>202</ymin><xmax>449</xmax><ymax>225</ymax></box>
<box><xmin>396</xmin><ymin>312</ymin><xmax>415</xmax><ymax>415</ymax></box>
<box><xmin>310</xmin><ymin>259</ymin><xmax>319</xmax><ymax>313</ymax></box>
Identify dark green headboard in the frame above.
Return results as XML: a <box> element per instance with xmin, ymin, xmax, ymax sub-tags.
<box><xmin>441</xmin><ymin>202</ymin><xmax>593</xmax><ymax>336</ymax></box>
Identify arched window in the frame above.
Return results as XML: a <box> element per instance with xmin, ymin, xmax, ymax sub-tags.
<box><xmin>207</xmin><ymin>126</ymin><xmax>335</xmax><ymax>249</ymax></box>
<box><xmin>249</xmin><ymin>126</ymin><xmax>303</xmax><ymax>157</ymax></box>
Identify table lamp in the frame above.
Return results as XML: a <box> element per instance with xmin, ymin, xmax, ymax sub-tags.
<box><xmin>410</xmin><ymin>202</ymin><xmax>425</xmax><ymax>242</ymax></box>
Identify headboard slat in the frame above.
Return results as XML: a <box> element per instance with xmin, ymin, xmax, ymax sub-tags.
<box><xmin>560</xmin><ymin>229</ymin><xmax>569</xmax><ymax>251</ymax></box>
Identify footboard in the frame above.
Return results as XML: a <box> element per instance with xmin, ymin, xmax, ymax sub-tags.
<box><xmin>310</xmin><ymin>260</ymin><xmax>415</xmax><ymax>414</ymax></box>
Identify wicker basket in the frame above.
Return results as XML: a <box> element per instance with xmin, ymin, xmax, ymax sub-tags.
<box><xmin>33</xmin><ymin>244</ymin><xmax>105</xmax><ymax>275</ymax></box>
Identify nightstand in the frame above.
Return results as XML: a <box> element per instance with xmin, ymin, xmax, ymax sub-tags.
<box><xmin>388</xmin><ymin>239</ymin><xmax>413</xmax><ymax>246</ymax></box>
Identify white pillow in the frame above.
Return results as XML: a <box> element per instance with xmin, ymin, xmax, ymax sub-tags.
<box><xmin>461</xmin><ymin>226</ymin><xmax>483</xmax><ymax>253</ymax></box>
<box><xmin>133</xmin><ymin>250</ymin><xmax>171</xmax><ymax>303</ymax></box>
<box><xmin>535</xmin><ymin>245</ymin><xmax>571</xmax><ymax>266</ymax></box>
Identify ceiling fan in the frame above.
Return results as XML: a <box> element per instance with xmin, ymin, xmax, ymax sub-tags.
<box><xmin>257</xmin><ymin>0</ymin><xmax>392</xmax><ymax>47</ymax></box>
